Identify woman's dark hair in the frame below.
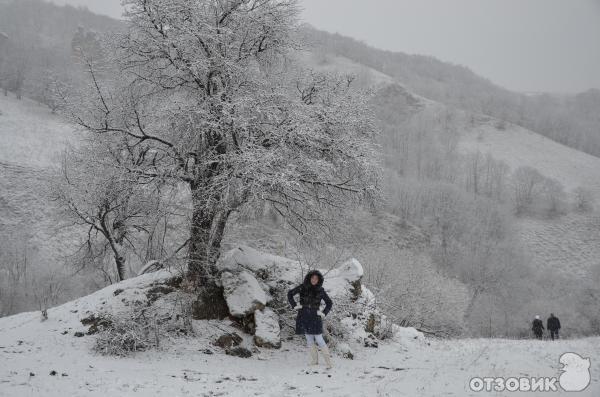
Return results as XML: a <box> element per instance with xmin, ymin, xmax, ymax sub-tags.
<box><xmin>303</xmin><ymin>270</ymin><xmax>324</xmax><ymax>287</ymax></box>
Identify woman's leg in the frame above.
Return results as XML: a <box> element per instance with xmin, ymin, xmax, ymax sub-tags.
<box><xmin>314</xmin><ymin>334</ymin><xmax>327</xmax><ymax>348</ymax></box>
<box><xmin>314</xmin><ymin>334</ymin><xmax>332</xmax><ymax>368</ymax></box>
<box><xmin>305</xmin><ymin>334</ymin><xmax>318</xmax><ymax>365</ymax></box>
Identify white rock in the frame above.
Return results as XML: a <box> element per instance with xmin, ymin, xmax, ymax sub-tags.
<box><xmin>393</xmin><ymin>325</ymin><xmax>425</xmax><ymax>343</ymax></box>
<box><xmin>336</xmin><ymin>342</ymin><xmax>354</xmax><ymax>359</ymax></box>
<box><xmin>221</xmin><ymin>271</ymin><xmax>267</xmax><ymax>317</ymax></box>
<box><xmin>216</xmin><ymin>246</ymin><xmax>299</xmax><ymax>283</ymax></box>
<box><xmin>323</xmin><ymin>258</ymin><xmax>364</xmax><ymax>299</ymax></box>
<box><xmin>327</xmin><ymin>258</ymin><xmax>364</xmax><ymax>282</ymax></box>
<box><xmin>253</xmin><ymin>308</ymin><xmax>281</xmax><ymax>349</ymax></box>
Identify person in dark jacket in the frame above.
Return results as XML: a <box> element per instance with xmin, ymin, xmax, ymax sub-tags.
<box><xmin>532</xmin><ymin>315</ymin><xmax>544</xmax><ymax>339</ymax></box>
<box><xmin>287</xmin><ymin>269</ymin><xmax>333</xmax><ymax>368</ymax></box>
<box><xmin>547</xmin><ymin>313</ymin><xmax>561</xmax><ymax>340</ymax></box>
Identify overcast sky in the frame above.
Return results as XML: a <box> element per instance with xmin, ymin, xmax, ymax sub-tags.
<box><xmin>49</xmin><ymin>0</ymin><xmax>600</xmax><ymax>93</ymax></box>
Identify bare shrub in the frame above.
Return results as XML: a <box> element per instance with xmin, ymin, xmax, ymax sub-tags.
<box><xmin>94</xmin><ymin>315</ymin><xmax>153</xmax><ymax>356</ymax></box>
<box><xmin>542</xmin><ymin>178</ymin><xmax>567</xmax><ymax>217</ymax></box>
<box><xmin>512</xmin><ymin>166</ymin><xmax>545</xmax><ymax>215</ymax></box>
<box><xmin>573</xmin><ymin>187</ymin><xmax>594</xmax><ymax>213</ymax></box>
<box><xmin>32</xmin><ymin>270</ymin><xmax>64</xmax><ymax>319</ymax></box>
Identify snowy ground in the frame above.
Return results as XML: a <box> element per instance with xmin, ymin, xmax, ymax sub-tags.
<box><xmin>1</xmin><ymin>282</ymin><xmax>599</xmax><ymax>397</ymax></box>
<box><xmin>0</xmin><ymin>94</ymin><xmax>77</xmax><ymax>168</ymax></box>
<box><xmin>518</xmin><ymin>212</ymin><xmax>600</xmax><ymax>279</ymax></box>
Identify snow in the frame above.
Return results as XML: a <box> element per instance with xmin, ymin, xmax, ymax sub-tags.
<box><xmin>253</xmin><ymin>308</ymin><xmax>281</xmax><ymax>349</ymax></box>
<box><xmin>459</xmin><ymin>114</ymin><xmax>600</xmax><ymax>285</ymax></box>
<box><xmin>217</xmin><ymin>245</ymin><xmax>300</xmax><ymax>283</ymax></box>
<box><xmin>393</xmin><ymin>325</ymin><xmax>425</xmax><ymax>343</ymax></box>
<box><xmin>215</xmin><ymin>246</ymin><xmax>423</xmax><ymax>353</ymax></box>
<box><xmin>0</xmin><ymin>94</ymin><xmax>76</xmax><ymax>168</ymax></box>
<box><xmin>323</xmin><ymin>258</ymin><xmax>363</xmax><ymax>298</ymax></box>
<box><xmin>1</xmin><ymin>303</ymin><xmax>599</xmax><ymax>397</ymax></box>
<box><xmin>518</xmin><ymin>212</ymin><xmax>600</xmax><ymax>278</ymax></box>
<box><xmin>218</xmin><ymin>245</ymin><xmax>366</xmax><ymax>301</ymax></box>
<box><xmin>137</xmin><ymin>260</ymin><xmax>164</xmax><ymax>276</ymax></box>
<box><xmin>298</xmin><ymin>51</ymin><xmax>395</xmax><ymax>88</ymax></box>
<box><xmin>1</xmin><ymin>50</ymin><xmax>599</xmax><ymax>397</ymax></box>
<box><xmin>0</xmin><ymin>247</ymin><xmax>491</xmax><ymax>396</ymax></box>
<box><xmin>221</xmin><ymin>270</ymin><xmax>269</xmax><ymax>317</ymax></box>
<box><xmin>460</xmin><ymin>119</ymin><xmax>600</xmax><ymax>199</ymax></box>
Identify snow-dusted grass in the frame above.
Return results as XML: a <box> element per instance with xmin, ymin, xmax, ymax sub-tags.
<box><xmin>0</xmin><ymin>93</ymin><xmax>80</xmax><ymax>270</ymax></box>
<box><xmin>460</xmin><ymin>120</ymin><xmax>600</xmax><ymax>198</ymax></box>
<box><xmin>0</xmin><ymin>94</ymin><xmax>77</xmax><ymax>168</ymax></box>
<box><xmin>460</xmin><ymin>117</ymin><xmax>600</xmax><ymax>282</ymax></box>
<box><xmin>518</xmin><ymin>212</ymin><xmax>600</xmax><ymax>278</ymax></box>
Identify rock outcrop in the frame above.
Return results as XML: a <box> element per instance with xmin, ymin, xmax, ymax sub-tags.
<box><xmin>220</xmin><ymin>271</ymin><xmax>268</xmax><ymax>317</ymax></box>
<box><xmin>215</xmin><ymin>246</ymin><xmax>423</xmax><ymax>352</ymax></box>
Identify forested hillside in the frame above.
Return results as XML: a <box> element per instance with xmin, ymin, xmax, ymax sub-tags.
<box><xmin>304</xmin><ymin>27</ymin><xmax>600</xmax><ymax>158</ymax></box>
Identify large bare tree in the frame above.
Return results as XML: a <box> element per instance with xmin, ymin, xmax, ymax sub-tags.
<box><xmin>64</xmin><ymin>0</ymin><xmax>379</xmax><ymax>316</ymax></box>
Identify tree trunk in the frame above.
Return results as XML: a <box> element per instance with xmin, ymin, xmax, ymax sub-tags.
<box><xmin>187</xmin><ymin>194</ymin><xmax>229</xmax><ymax>320</ymax></box>
<box><xmin>188</xmin><ymin>200</ymin><xmax>216</xmax><ymax>280</ymax></box>
<box><xmin>114</xmin><ymin>254</ymin><xmax>126</xmax><ymax>282</ymax></box>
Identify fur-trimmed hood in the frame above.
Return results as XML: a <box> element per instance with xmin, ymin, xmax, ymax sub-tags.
<box><xmin>303</xmin><ymin>270</ymin><xmax>324</xmax><ymax>288</ymax></box>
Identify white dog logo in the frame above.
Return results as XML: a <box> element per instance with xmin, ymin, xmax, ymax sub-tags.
<box><xmin>559</xmin><ymin>352</ymin><xmax>591</xmax><ymax>392</ymax></box>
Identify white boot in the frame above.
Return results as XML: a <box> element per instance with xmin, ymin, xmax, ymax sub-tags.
<box><xmin>309</xmin><ymin>345</ymin><xmax>319</xmax><ymax>365</ymax></box>
<box><xmin>319</xmin><ymin>345</ymin><xmax>333</xmax><ymax>369</ymax></box>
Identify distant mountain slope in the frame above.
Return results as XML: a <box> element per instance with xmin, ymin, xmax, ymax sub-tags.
<box><xmin>306</xmin><ymin>48</ymin><xmax>600</xmax><ymax>203</ymax></box>
<box><xmin>0</xmin><ymin>95</ymin><xmax>76</xmax><ymax>167</ymax></box>
<box><xmin>457</xmin><ymin>110</ymin><xmax>600</xmax><ymax>279</ymax></box>
<box><xmin>304</xmin><ymin>26</ymin><xmax>600</xmax><ymax>159</ymax></box>
<box><xmin>519</xmin><ymin>213</ymin><xmax>600</xmax><ymax>278</ymax></box>
<box><xmin>260</xmin><ymin>51</ymin><xmax>600</xmax><ymax>286</ymax></box>
<box><xmin>460</xmin><ymin>117</ymin><xmax>600</xmax><ymax>198</ymax></box>
<box><xmin>0</xmin><ymin>94</ymin><xmax>79</xmax><ymax>290</ymax></box>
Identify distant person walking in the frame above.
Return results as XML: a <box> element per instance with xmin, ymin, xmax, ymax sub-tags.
<box><xmin>532</xmin><ymin>315</ymin><xmax>544</xmax><ymax>339</ymax></box>
<box><xmin>547</xmin><ymin>313</ymin><xmax>561</xmax><ymax>340</ymax></box>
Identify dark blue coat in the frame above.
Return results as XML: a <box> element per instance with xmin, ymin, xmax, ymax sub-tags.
<box><xmin>287</xmin><ymin>270</ymin><xmax>333</xmax><ymax>335</ymax></box>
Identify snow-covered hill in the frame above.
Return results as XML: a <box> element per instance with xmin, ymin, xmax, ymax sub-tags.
<box><xmin>1</xmin><ymin>260</ymin><xmax>598</xmax><ymax>397</ymax></box>
<box><xmin>0</xmin><ymin>94</ymin><xmax>76</xmax><ymax>168</ymax></box>
<box><xmin>458</xmin><ymin>114</ymin><xmax>600</xmax><ymax>279</ymax></box>
<box><xmin>0</xmin><ymin>94</ymin><xmax>80</xmax><ymax>272</ymax></box>
<box><xmin>460</xmin><ymin>118</ymin><xmax>600</xmax><ymax>198</ymax></box>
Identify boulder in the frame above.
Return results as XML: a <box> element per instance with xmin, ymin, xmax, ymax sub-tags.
<box><xmin>336</xmin><ymin>342</ymin><xmax>354</xmax><ymax>359</ymax></box>
<box><xmin>216</xmin><ymin>246</ymin><xmax>300</xmax><ymax>285</ymax></box>
<box><xmin>216</xmin><ymin>246</ymin><xmax>424</xmax><ymax>350</ymax></box>
<box><xmin>221</xmin><ymin>271</ymin><xmax>268</xmax><ymax>317</ymax></box>
<box><xmin>253</xmin><ymin>308</ymin><xmax>281</xmax><ymax>349</ymax></box>
<box><xmin>392</xmin><ymin>325</ymin><xmax>425</xmax><ymax>343</ymax></box>
<box><xmin>214</xmin><ymin>332</ymin><xmax>243</xmax><ymax>349</ymax></box>
<box><xmin>324</xmin><ymin>258</ymin><xmax>364</xmax><ymax>300</ymax></box>
<box><xmin>225</xmin><ymin>346</ymin><xmax>253</xmax><ymax>358</ymax></box>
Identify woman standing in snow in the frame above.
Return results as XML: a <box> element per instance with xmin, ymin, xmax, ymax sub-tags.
<box><xmin>287</xmin><ymin>270</ymin><xmax>333</xmax><ymax>369</ymax></box>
